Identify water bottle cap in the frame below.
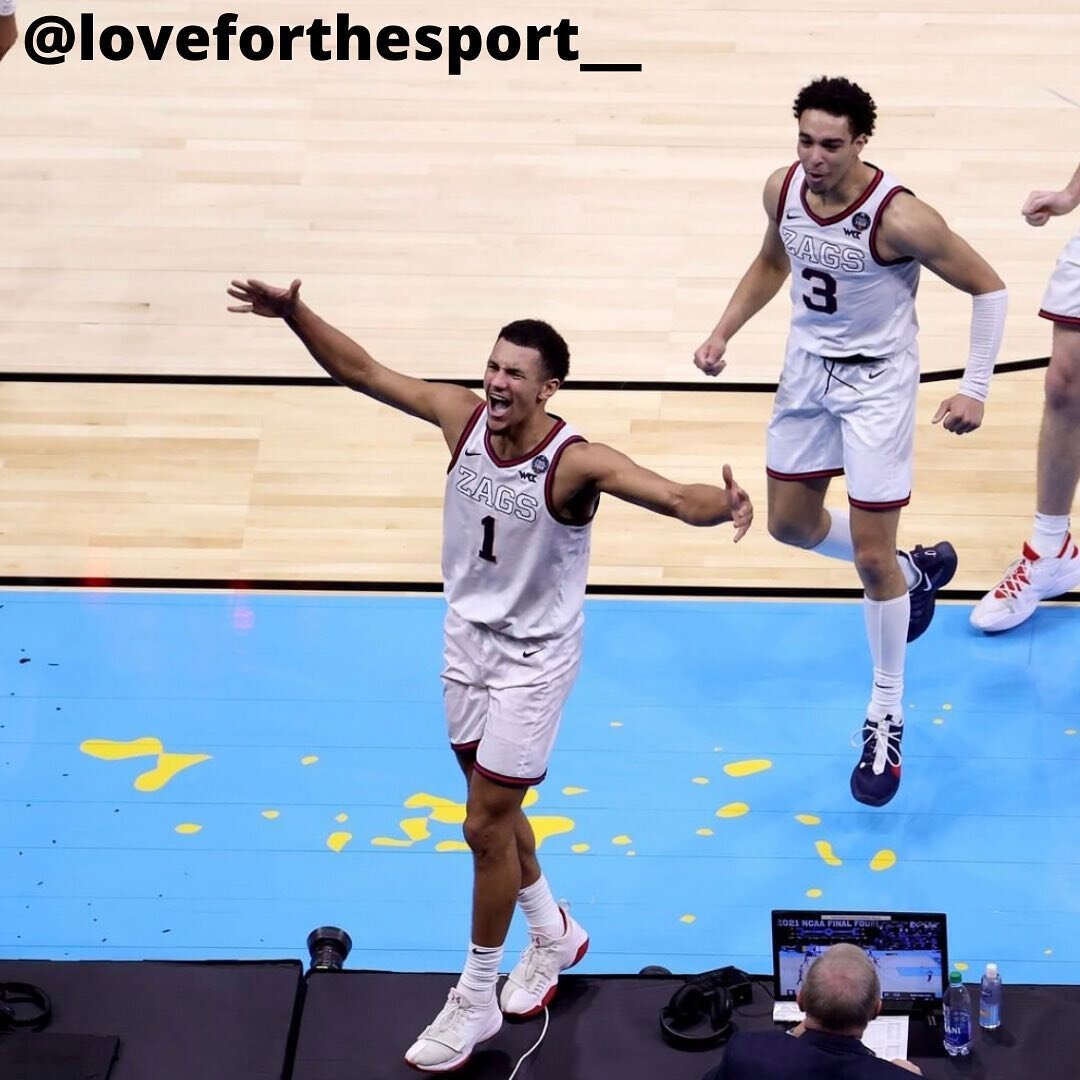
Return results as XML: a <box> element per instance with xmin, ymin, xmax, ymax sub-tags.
<box><xmin>986</xmin><ymin>963</ymin><xmax>998</xmax><ymax>977</ymax></box>
<box><xmin>949</xmin><ymin>971</ymin><xmax>963</xmax><ymax>984</ymax></box>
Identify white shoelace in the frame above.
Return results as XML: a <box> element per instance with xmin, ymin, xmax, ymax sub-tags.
<box><xmin>853</xmin><ymin>717</ymin><xmax>902</xmax><ymax>775</ymax></box>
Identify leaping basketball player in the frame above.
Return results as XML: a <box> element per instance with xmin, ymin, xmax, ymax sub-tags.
<box><xmin>693</xmin><ymin>77</ymin><xmax>1007</xmax><ymax>807</ymax></box>
<box><xmin>228</xmin><ymin>277</ymin><xmax>752</xmax><ymax>1072</ymax></box>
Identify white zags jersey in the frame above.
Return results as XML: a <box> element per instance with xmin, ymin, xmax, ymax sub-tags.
<box><xmin>779</xmin><ymin>162</ymin><xmax>921</xmax><ymax>358</ymax></box>
<box><xmin>443</xmin><ymin>406</ymin><xmax>593</xmax><ymax>640</ymax></box>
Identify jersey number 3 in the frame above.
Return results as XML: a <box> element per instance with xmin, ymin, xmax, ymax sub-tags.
<box><xmin>801</xmin><ymin>268</ymin><xmax>838</xmax><ymax>314</ymax></box>
<box><xmin>478</xmin><ymin>515</ymin><xmax>498</xmax><ymax>563</ymax></box>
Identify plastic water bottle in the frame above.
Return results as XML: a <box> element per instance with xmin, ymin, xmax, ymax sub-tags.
<box><xmin>943</xmin><ymin>971</ymin><xmax>973</xmax><ymax>1056</ymax></box>
<box><xmin>979</xmin><ymin>962</ymin><xmax>1002</xmax><ymax>1029</ymax></box>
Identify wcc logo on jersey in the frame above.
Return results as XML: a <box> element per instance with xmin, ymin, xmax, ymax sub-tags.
<box><xmin>781</xmin><ymin>227</ymin><xmax>866</xmax><ymax>272</ymax></box>
<box><xmin>455</xmin><ymin>465</ymin><xmax>539</xmax><ymax>520</ymax></box>
<box><xmin>844</xmin><ymin>211</ymin><xmax>872</xmax><ymax>240</ymax></box>
<box><xmin>519</xmin><ymin>454</ymin><xmax>549</xmax><ymax>484</ymax></box>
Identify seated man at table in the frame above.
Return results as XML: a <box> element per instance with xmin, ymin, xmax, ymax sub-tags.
<box><xmin>702</xmin><ymin>944</ymin><xmax>921</xmax><ymax>1079</ymax></box>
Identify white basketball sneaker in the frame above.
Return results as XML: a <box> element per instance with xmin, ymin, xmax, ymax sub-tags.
<box><xmin>499</xmin><ymin>908</ymin><xmax>589</xmax><ymax>1017</ymax></box>
<box><xmin>971</xmin><ymin>536</ymin><xmax>1080</xmax><ymax>632</ymax></box>
<box><xmin>404</xmin><ymin>987</ymin><xmax>502</xmax><ymax>1072</ymax></box>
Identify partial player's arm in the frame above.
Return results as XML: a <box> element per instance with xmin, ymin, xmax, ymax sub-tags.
<box><xmin>227</xmin><ymin>278</ymin><xmax>480</xmax><ymax>449</ymax></box>
<box><xmin>556</xmin><ymin>442</ymin><xmax>752</xmax><ymax>539</ymax></box>
<box><xmin>1023</xmin><ymin>161</ymin><xmax>1080</xmax><ymax>225</ymax></box>
<box><xmin>694</xmin><ymin>167</ymin><xmax>793</xmax><ymax>377</ymax></box>
<box><xmin>0</xmin><ymin>9</ymin><xmax>16</xmax><ymax>62</ymax></box>
<box><xmin>877</xmin><ymin>194</ymin><xmax>1008</xmax><ymax>434</ymax></box>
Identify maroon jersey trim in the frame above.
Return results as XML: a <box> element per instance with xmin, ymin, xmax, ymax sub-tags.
<box><xmin>447</xmin><ymin>402</ymin><xmax>486</xmax><ymax>474</ymax></box>
<box><xmin>848</xmin><ymin>493</ymin><xmax>911</xmax><ymax>511</ymax></box>
<box><xmin>766</xmin><ymin>466</ymin><xmax>845</xmax><ymax>482</ymax></box>
<box><xmin>474</xmin><ymin>761</ymin><xmax>547</xmax><ymax>788</ymax></box>
<box><xmin>485</xmin><ymin>416</ymin><xmax>567</xmax><ymax>468</ymax></box>
<box><xmin>544</xmin><ymin>435</ymin><xmax>598</xmax><ymax>525</ymax></box>
<box><xmin>1039</xmin><ymin>309</ymin><xmax>1080</xmax><ymax>326</ymax></box>
<box><xmin>776</xmin><ymin>161</ymin><xmax>800</xmax><ymax>223</ymax></box>
<box><xmin>800</xmin><ymin>167</ymin><xmax>884</xmax><ymax>226</ymax></box>
<box><xmin>869</xmin><ymin>186</ymin><xmax>917</xmax><ymax>267</ymax></box>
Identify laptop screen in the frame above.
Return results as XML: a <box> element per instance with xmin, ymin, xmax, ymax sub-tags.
<box><xmin>771</xmin><ymin>910</ymin><xmax>948</xmax><ymax>1009</ymax></box>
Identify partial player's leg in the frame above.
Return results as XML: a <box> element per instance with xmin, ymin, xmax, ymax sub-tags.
<box><xmin>973</xmin><ymin>320</ymin><xmax>1080</xmax><ymax>631</ymax></box>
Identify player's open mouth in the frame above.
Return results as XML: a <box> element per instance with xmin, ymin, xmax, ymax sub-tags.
<box><xmin>488</xmin><ymin>394</ymin><xmax>511</xmax><ymax>417</ymax></box>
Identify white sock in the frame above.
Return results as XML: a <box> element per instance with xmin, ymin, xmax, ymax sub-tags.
<box><xmin>812</xmin><ymin>509</ymin><xmax>856</xmax><ymax>561</ymax></box>
<box><xmin>896</xmin><ymin>549</ymin><xmax>922</xmax><ymax>591</ymax></box>
<box><xmin>458</xmin><ymin>942</ymin><xmax>503</xmax><ymax>1003</ymax></box>
<box><xmin>1030</xmin><ymin>513</ymin><xmax>1070</xmax><ymax>559</ymax></box>
<box><xmin>863</xmin><ymin>594</ymin><xmax>908</xmax><ymax>720</ymax></box>
<box><xmin>814</xmin><ymin>508</ymin><xmax>920</xmax><ymax>589</ymax></box>
<box><xmin>517</xmin><ymin>874</ymin><xmax>564</xmax><ymax>940</ymax></box>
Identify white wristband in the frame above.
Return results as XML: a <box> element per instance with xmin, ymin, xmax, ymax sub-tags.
<box><xmin>0</xmin><ymin>1</ymin><xmax>15</xmax><ymax>18</ymax></box>
<box><xmin>958</xmin><ymin>288</ymin><xmax>1007</xmax><ymax>402</ymax></box>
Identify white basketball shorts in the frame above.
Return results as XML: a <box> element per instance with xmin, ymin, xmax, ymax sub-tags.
<box><xmin>766</xmin><ymin>339</ymin><xmax>919</xmax><ymax>510</ymax></box>
<box><xmin>441</xmin><ymin>606</ymin><xmax>582</xmax><ymax>786</ymax></box>
<box><xmin>1039</xmin><ymin>229</ymin><xmax>1080</xmax><ymax>326</ymax></box>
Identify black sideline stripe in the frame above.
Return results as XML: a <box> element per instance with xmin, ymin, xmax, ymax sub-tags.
<box><xmin>0</xmin><ymin>356</ymin><xmax>1050</xmax><ymax>391</ymax></box>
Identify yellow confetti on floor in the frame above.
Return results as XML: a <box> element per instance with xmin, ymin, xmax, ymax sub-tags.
<box><xmin>531</xmin><ymin>816</ymin><xmax>575</xmax><ymax>848</ymax></box>
<box><xmin>135</xmin><ymin>752</ymin><xmax>212</xmax><ymax>792</ymax></box>
<box><xmin>814</xmin><ymin>840</ymin><xmax>843</xmax><ymax>867</ymax></box>
<box><xmin>335</xmin><ymin>813</ymin><xmax>349</xmax><ymax>824</ymax></box>
<box><xmin>692</xmin><ymin>777</ymin><xmax>710</xmax><ymax>785</ymax></box>
<box><xmin>571</xmin><ymin>843</ymin><xmax>590</xmax><ymax>853</ymax></box>
<box><xmin>806</xmin><ymin>889</ymin><xmax>823</xmax><ymax>899</ymax></box>
<box><xmin>795</xmin><ymin>814</ymin><xmax>821</xmax><ymax>826</ymax></box>
<box><xmin>1066</xmin><ymin>730</ymin><xmax>1078</xmax><ymax>737</ymax></box>
<box><xmin>716</xmin><ymin>802</ymin><xmax>750</xmax><ymax>819</ymax></box>
<box><xmin>680</xmin><ymin>915</ymin><xmax>696</xmax><ymax>924</ymax></box>
<box><xmin>562</xmin><ymin>786</ymin><xmax>588</xmax><ymax>796</ymax></box>
<box><xmin>523</xmin><ymin>789</ymin><xmax>540</xmax><ymax>808</ymax></box>
<box><xmin>400</xmin><ymin>817</ymin><xmax>431</xmax><ymax>842</ymax></box>
<box><xmin>81</xmin><ymin>737</ymin><xmax>162</xmax><ymax>760</ymax></box>
<box><xmin>612</xmin><ymin>835</ymin><xmax>632</xmax><ymax>846</ymax></box>
<box><xmin>933</xmin><ymin>718</ymin><xmax>945</xmax><ymax>725</ymax></box>
<box><xmin>175</xmin><ymin>823</ymin><xmax>202</xmax><ymax>835</ymax></box>
<box><xmin>261</xmin><ymin>810</ymin><xmax>280</xmax><ymax>820</ymax></box>
<box><xmin>626</xmin><ymin>850</ymin><xmax>637</xmax><ymax>857</ymax></box>
<box><xmin>696</xmin><ymin>828</ymin><xmax>714</xmax><ymax>837</ymax></box>
<box><xmin>942</xmin><ymin>704</ymin><xmax>953</xmax><ymax>711</ymax></box>
<box><xmin>326</xmin><ymin>831</ymin><xmax>352</xmax><ymax>852</ymax></box>
<box><xmin>870</xmin><ymin>849</ymin><xmax>897</xmax><ymax>872</ymax></box>
<box><xmin>301</xmin><ymin>755</ymin><xmax>319</xmax><ymax>766</ymax></box>
<box><xmin>1044</xmin><ymin>949</ymin><xmax>1054</xmax><ymax>956</ymax></box>
<box><xmin>723</xmin><ymin>759</ymin><xmax>772</xmax><ymax>778</ymax></box>
<box><xmin>954</xmin><ymin>962</ymin><xmax>969</xmax><ymax>972</ymax></box>
<box><xmin>371</xmin><ymin>837</ymin><xmax>412</xmax><ymax>848</ymax></box>
<box><xmin>407</xmin><ymin>793</ymin><xmax>467</xmax><ymax>825</ymax></box>
<box><xmin>435</xmin><ymin>840</ymin><xmax>470</xmax><ymax>853</ymax></box>
<box><xmin>610</xmin><ymin>721</ymin><xmax>623</xmax><ymax>728</ymax></box>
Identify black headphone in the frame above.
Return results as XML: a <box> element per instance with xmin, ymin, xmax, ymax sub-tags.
<box><xmin>660</xmin><ymin>974</ymin><xmax>735</xmax><ymax>1050</ymax></box>
<box><xmin>0</xmin><ymin>982</ymin><xmax>53</xmax><ymax>1033</ymax></box>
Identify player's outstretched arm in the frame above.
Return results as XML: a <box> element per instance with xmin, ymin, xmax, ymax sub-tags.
<box><xmin>694</xmin><ymin>167</ymin><xmax>792</xmax><ymax>377</ymax></box>
<box><xmin>227</xmin><ymin>278</ymin><xmax>479</xmax><ymax>443</ymax></box>
<box><xmin>0</xmin><ymin>13</ymin><xmax>16</xmax><ymax>62</ymax></box>
<box><xmin>563</xmin><ymin>442</ymin><xmax>752</xmax><ymax>539</ymax></box>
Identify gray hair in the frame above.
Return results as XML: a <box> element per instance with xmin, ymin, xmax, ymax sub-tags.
<box><xmin>799</xmin><ymin>943</ymin><xmax>881</xmax><ymax>1032</ymax></box>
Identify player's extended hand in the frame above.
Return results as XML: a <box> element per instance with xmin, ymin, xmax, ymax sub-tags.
<box><xmin>227</xmin><ymin>278</ymin><xmax>302</xmax><ymax>319</ymax></box>
<box><xmin>1022</xmin><ymin>188</ymin><xmax>1079</xmax><ymax>226</ymax></box>
<box><xmin>723</xmin><ymin>463</ymin><xmax>752</xmax><ymax>542</ymax></box>
<box><xmin>931</xmin><ymin>392</ymin><xmax>984</xmax><ymax>435</ymax></box>
<box><xmin>694</xmin><ymin>334</ymin><xmax>728</xmax><ymax>377</ymax></box>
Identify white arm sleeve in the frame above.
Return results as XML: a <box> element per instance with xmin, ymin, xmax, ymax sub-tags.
<box><xmin>958</xmin><ymin>288</ymin><xmax>1008</xmax><ymax>402</ymax></box>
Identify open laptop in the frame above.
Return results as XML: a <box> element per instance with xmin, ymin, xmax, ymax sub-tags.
<box><xmin>770</xmin><ymin>910</ymin><xmax>949</xmax><ymax>1058</ymax></box>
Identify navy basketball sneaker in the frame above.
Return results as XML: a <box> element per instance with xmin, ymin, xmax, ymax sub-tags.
<box><xmin>903</xmin><ymin>541</ymin><xmax>958</xmax><ymax>642</ymax></box>
<box><xmin>850</xmin><ymin>714</ymin><xmax>904</xmax><ymax>807</ymax></box>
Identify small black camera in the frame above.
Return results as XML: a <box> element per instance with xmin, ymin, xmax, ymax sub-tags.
<box><xmin>306</xmin><ymin>926</ymin><xmax>353</xmax><ymax>973</ymax></box>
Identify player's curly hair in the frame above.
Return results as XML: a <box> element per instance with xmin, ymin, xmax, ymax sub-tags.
<box><xmin>498</xmin><ymin>319</ymin><xmax>570</xmax><ymax>383</ymax></box>
<box><xmin>793</xmin><ymin>77</ymin><xmax>877</xmax><ymax>139</ymax></box>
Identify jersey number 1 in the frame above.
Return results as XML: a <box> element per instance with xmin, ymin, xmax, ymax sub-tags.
<box><xmin>801</xmin><ymin>268</ymin><xmax>838</xmax><ymax>314</ymax></box>
<box><xmin>478</xmin><ymin>516</ymin><xmax>498</xmax><ymax>563</ymax></box>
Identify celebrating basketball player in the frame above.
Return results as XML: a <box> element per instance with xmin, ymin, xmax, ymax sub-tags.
<box><xmin>972</xmin><ymin>160</ymin><xmax>1080</xmax><ymax>631</ymax></box>
<box><xmin>228</xmin><ymin>277</ymin><xmax>752</xmax><ymax>1072</ymax></box>
<box><xmin>693</xmin><ymin>77</ymin><xmax>1007</xmax><ymax>807</ymax></box>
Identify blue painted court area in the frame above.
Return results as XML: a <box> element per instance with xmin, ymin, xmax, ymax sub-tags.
<box><xmin>2</xmin><ymin>591</ymin><xmax>1078</xmax><ymax>985</ymax></box>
